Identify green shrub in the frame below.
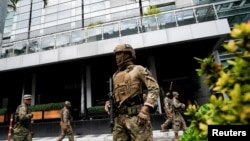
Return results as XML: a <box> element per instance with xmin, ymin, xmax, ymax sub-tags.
<box><xmin>87</xmin><ymin>106</ymin><xmax>105</xmax><ymax>113</ymax></box>
<box><xmin>30</xmin><ymin>102</ymin><xmax>64</xmax><ymax>111</ymax></box>
<box><xmin>0</xmin><ymin>108</ymin><xmax>7</xmax><ymax>115</ymax></box>
<box><xmin>180</xmin><ymin>21</ymin><xmax>250</xmax><ymax>141</ymax></box>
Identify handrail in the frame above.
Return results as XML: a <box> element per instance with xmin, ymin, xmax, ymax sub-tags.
<box><xmin>0</xmin><ymin>3</ymin><xmax>226</xmax><ymax>59</ymax></box>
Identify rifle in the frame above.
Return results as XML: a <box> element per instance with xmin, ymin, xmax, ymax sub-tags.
<box><xmin>108</xmin><ymin>77</ymin><xmax>114</xmax><ymax>132</ymax></box>
<box><xmin>169</xmin><ymin>81</ymin><xmax>173</xmax><ymax>96</ymax></box>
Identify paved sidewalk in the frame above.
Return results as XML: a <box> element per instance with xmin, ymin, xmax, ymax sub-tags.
<box><xmin>30</xmin><ymin>130</ymin><xmax>182</xmax><ymax>141</ymax></box>
<box><xmin>3</xmin><ymin>130</ymin><xmax>182</xmax><ymax>141</ymax></box>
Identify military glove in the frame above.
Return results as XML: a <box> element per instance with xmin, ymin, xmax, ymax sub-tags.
<box><xmin>104</xmin><ymin>101</ymin><xmax>110</xmax><ymax>115</ymax></box>
<box><xmin>137</xmin><ymin>111</ymin><xmax>150</xmax><ymax>127</ymax></box>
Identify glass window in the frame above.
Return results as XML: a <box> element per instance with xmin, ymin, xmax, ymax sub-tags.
<box><xmin>57</xmin><ymin>23</ymin><xmax>71</xmax><ymax>32</ymax></box>
<box><xmin>111</xmin><ymin>11</ymin><xmax>126</xmax><ymax>21</ymax></box>
<box><xmin>4</xmin><ymin>26</ymin><xmax>12</xmax><ymax>34</ymax></box>
<box><xmin>17</xmin><ymin>12</ymin><xmax>30</xmax><ymax>21</ymax></box>
<box><xmin>14</xmin><ymin>33</ymin><xmax>28</xmax><ymax>41</ymax></box>
<box><xmin>1</xmin><ymin>44</ymin><xmax>14</xmax><ymax>58</ymax></box>
<box><xmin>196</xmin><ymin>5</ymin><xmax>216</xmax><ymax>23</ymax></box>
<box><xmin>84</xmin><ymin>5</ymin><xmax>90</xmax><ymax>13</ymax></box>
<box><xmin>59</xmin><ymin>2</ymin><xmax>72</xmax><ymax>11</ymax></box>
<box><xmin>14</xmin><ymin>41</ymin><xmax>28</xmax><ymax>56</ymax></box>
<box><xmin>87</xmin><ymin>26</ymin><xmax>102</xmax><ymax>42</ymax></box>
<box><xmin>18</xmin><ymin>5</ymin><xmax>30</xmax><ymax>13</ymax></box>
<box><xmin>76</xmin><ymin>7</ymin><xmax>82</xmax><ymax>16</ymax></box>
<box><xmin>76</xmin><ymin>0</ymin><xmax>83</xmax><ymax>6</ymax></box>
<box><xmin>46</xmin><ymin>5</ymin><xmax>58</xmax><ymax>14</ymax></box>
<box><xmin>41</xmin><ymin>35</ymin><xmax>55</xmax><ymax>51</ymax></box>
<box><xmin>103</xmin><ymin>23</ymin><xmax>119</xmax><ymax>39</ymax></box>
<box><xmin>176</xmin><ymin>9</ymin><xmax>196</xmax><ymax>26</ymax></box>
<box><xmin>16</xmin><ymin>20</ymin><xmax>29</xmax><ymax>29</ymax></box>
<box><xmin>47</xmin><ymin>0</ymin><xmax>58</xmax><ymax>6</ymax></box>
<box><xmin>60</xmin><ymin>0</ymin><xmax>72</xmax><ymax>2</ymax></box>
<box><xmin>44</xmin><ymin>26</ymin><xmax>58</xmax><ymax>35</ymax></box>
<box><xmin>31</xmin><ymin>17</ymin><xmax>41</xmax><ymax>26</ymax></box>
<box><xmin>30</xmin><ymin>30</ymin><xmax>42</xmax><ymax>38</ymax></box>
<box><xmin>56</xmin><ymin>33</ymin><xmax>71</xmax><ymax>47</ymax></box>
<box><xmin>140</xmin><ymin>15</ymin><xmax>158</xmax><ymax>32</ymax></box>
<box><xmin>120</xmin><ymin>19</ymin><xmax>138</xmax><ymax>36</ymax></box>
<box><xmin>84</xmin><ymin>0</ymin><xmax>90</xmax><ymax>5</ymax></box>
<box><xmin>32</xmin><ymin>10</ymin><xmax>42</xmax><ymax>18</ymax></box>
<box><xmin>157</xmin><ymin>12</ymin><xmax>176</xmax><ymax>29</ymax></box>
<box><xmin>4</xmin><ymin>19</ymin><xmax>13</xmax><ymax>26</ymax></box>
<box><xmin>28</xmin><ymin>39</ymin><xmax>41</xmax><ymax>53</ymax></box>
<box><xmin>19</xmin><ymin>0</ymin><xmax>31</xmax><ymax>6</ymax></box>
<box><xmin>32</xmin><ymin>2</ymin><xmax>43</xmax><ymax>10</ymax></box>
<box><xmin>45</xmin><ymin>13</ymin><xmax>57</xmax><ymax>22</ymax></box>
<box><xmin>58</xmin><ymin>10</ymin><xmax>71</xmax><ymax>19</ymax></box>
<box><xmin>90</xmin><ymin>2</ymin><xmax>105</xmax><ymax>12</ymax></box>
<box><xmin>71</xmin><ymin>30</ymin><xmax>86</xmax><ymax>45</ymax></box>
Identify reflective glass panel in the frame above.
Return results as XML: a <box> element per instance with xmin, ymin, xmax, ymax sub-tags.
<box><xmin>157</xmin><ymin>12</ymin><xmax>176</xmax><ymax>29</ymax></box>
<box><xmin>103</xmin><ymin>23</ymin><xmax>119</xmax><ymax>39</ymax></box>
<box><xmin>176</xmin><ymin>9</ymin><xmax>196</xmax><ymax>26</ymax></box>
<box><xmin>120</xmin><ymin>19</ymin><xmax>138</xmax><ymax>36</ymax></box>
<box><xmin>56</xmin><ymin>33</ymin><xmax>70</xmax><ymax>47</ymax></box>
<box><xmin>71</xmin><ymin>30</ymin><xmax>86</xmax><ymax>45</ymax></box>
<box><xmin>41</xmin><ymin>36</ymin><xmax>55</xmax><ymax>51</ymax></box>
<box><xmin>14</xmin><ymin>41</ymin><xmax>28</xmax><ymax>56</ymax></box>
<box><xmin>28</xmin><ymin>39</ymin><xmax>41</xmax><ymax>53</ymax></box>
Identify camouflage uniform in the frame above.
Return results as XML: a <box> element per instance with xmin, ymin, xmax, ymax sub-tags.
<box><xmin>13</xmin><ymin>95</ymin><xmax>33</xmax><ymax>141</ymax></box>
<box><xmin>111</xmin><ymin>44</ymin><xmax>159</xmax><ymax>141</ymax></box>
<box><xmin>56</xmin><ymin>102</ymin><xmax>74</xmax><ymax>141</ymax></box>
<box><xmin>172</xmin><ymin>92</ymin><xmax>187</xmax><ymax>139</ymax></box>
<box><xmin>161</xmin><ymin>93</ymin><xmax>173</xmax><ymax>131</ymax></box>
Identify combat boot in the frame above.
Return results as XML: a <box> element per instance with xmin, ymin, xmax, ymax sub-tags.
<box><xmin>161</xmin><ymin>125</ymin><xmax>166</xmax><ymax>132</ymax></box>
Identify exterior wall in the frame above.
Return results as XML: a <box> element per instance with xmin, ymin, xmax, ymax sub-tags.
<box><xmin>175</xmin><ymin>0</ymin><xmax>193</xmax><ymax>8</ymax></box>
<box><xmin>0</xmin><ymin>0</ymin><xmax>7</xmax><ymax>47</ymax></box>
<box><xmin>0</xmin><ymin>19</ymin><xmax>230</xmax><ymax>71</ymax></box>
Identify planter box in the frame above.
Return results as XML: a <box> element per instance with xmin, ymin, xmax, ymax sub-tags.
<box><xmin>44</xmin><ymin>110</ymin><xmax>61</xmax><ymax>119</ymax></box>
<box><xmin>0</xmin><ymin>115</ymin><xmax>4</xmax><ymax>123</ymax></box>
<box><xmin>32</xmin><ymin>111</ymin><xmax>43</xmax><ymax>120</ymax></box>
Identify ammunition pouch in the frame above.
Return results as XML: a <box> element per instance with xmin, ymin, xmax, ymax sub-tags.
<box><xmin>116</xmin><ymin>94</ymin><xmax>143</xmax><ymax>116</ymax></box>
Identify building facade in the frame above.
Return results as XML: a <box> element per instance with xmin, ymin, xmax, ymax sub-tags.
<box><xmin>0</xmin><ymin>0</ymin><xmax>249</xmax><ymax>121</ymax></box>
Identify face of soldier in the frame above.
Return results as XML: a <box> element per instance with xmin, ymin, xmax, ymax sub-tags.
<box><xmin>115</xmin><ymin>51</ymin><xmax>131</xmax><ymax>67</ymax></box>
<box><xmin>24</xmin><ymin>99</ymin><xmax>32</xmax><ymax>105</ymax></box>
<box><xmin>115</xmin><ymin>51</ymin><xmax>123</xmax><ymax>65</ymax></box>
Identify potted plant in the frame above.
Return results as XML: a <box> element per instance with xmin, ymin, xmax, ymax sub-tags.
<box><xmin>30</xmin><ymin>102</ymin><xmax>64</xmax><ymax>120</ymax></box>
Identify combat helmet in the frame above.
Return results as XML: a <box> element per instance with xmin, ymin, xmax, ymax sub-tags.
<box><xmin>114</xmin><ymin>44</ymin><xmax>136</xmax><ymax>60</ymax></box>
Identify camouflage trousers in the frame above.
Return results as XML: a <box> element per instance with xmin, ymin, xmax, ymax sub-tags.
<box><xmin>172</xmin><ymin>113</ymin><xmax>187</xmax><ymax>133</ymax></box>
<box><xmin>161</xmin><ymin>115</ymin><xmax>173</xmax><ymax>129</ymax></box>
<box><xmin>113</xmin><ymin>114</ymin><xmax>153</xmax><ymax>141</ymax></box>
<box><xmin>13</xmin><ymin>125</ymin><xmax>32</xmax><ymax>141</ymax></box>
<box><xmin>56</xmin><ymin>126</ymin><xmax>74</xmax><ymax>141</ymax></box>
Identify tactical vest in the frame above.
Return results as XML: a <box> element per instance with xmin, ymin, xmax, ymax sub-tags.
<box><xmin>113</xmin><ymin>65</ymin><xmax>143</xmax><ymax>107</ymax></box>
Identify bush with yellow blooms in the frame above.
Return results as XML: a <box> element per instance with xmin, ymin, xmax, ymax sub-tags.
<box><xmin>179</xmin><ymin>20</ymin><xmax>250</xmax><ymax>141</ymax></box>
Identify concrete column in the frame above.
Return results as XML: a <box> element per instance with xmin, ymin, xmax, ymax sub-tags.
<box><xmin>148</xmin><ymin>56</ymin><xmax>163</xmax><ymax>114</ymax></box>
<box><xmin>86</xmin><ymin>65</ymin><xmax>92</xmax><ymax>108</ymax></box>
<box><xmin>31</xmin><ymin>73</ymin><xmax>36</xmax><ymax>105</ymax></box>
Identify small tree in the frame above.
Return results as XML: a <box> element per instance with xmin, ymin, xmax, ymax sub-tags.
<box><xmin>179</xmin><ymin>21</ymin><xmax>250</xmax><ymax>141</ymax></box>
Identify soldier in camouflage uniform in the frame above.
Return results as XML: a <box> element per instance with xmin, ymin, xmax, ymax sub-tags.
<box><xmin>13</xmin><ymin>94</ymin><xmax>33</xmax><ymax>141</ymax></box>
<box><xmin>56</xmin><ymin>101</ymin><xmax>74</xmax><ymax>141</ymax></box>
<box><xmin>105</xmin><ymin>44</ymin><xmax>159</xmax><ymax>141</ymax></box>
<box><xmin>172</xmin><ymin>91</ymin><xmax>187</xmax><ymax>139</ymax></box>
<box><xmin>160</xmin><ymin>92</ymin><xmax>173</xmax><ymax>132</ymax></box>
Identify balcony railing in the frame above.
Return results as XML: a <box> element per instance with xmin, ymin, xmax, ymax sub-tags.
<box><xmin>0</xmin><ymin>4</ymin><xmax>218</xmax><ymax>59</ymax></box>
